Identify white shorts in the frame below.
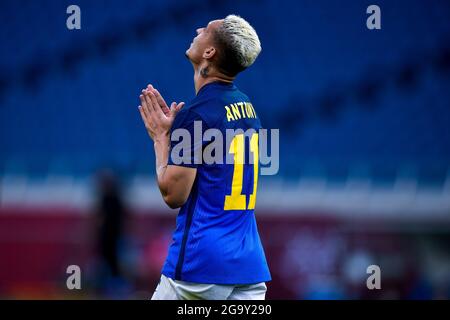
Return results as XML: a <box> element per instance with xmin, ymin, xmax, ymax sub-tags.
<box><xmin>151</xmin><ymin>275</ymin><xmax>267</xmax><ymax>300</ymax></box>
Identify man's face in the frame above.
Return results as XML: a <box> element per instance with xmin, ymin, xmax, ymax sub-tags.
<box><xmin>186</xmin><ymin>19</ymin><xmax>223</xmax><ymax>64</ymax></box>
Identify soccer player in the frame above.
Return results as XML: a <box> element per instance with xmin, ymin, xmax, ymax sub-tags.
<box><xmin>138</xmin><ymin>15</ymin><xmax>271</xmax><ymax>300</ymax></box>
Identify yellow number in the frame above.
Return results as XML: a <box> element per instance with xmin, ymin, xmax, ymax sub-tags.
<box><xmin>224</xmin><ymin>135</ymin><xmax>246</xmax><ymax>210</ymax></box>
<box><xmin>248</xmin><ymin>133</ymin><xmax>259</xmax><ymax>209</ymax></box>
<box><xmin>224</xmin><ymin>133</ymin><xmax>259</xmax><ymax>211</ymax></box>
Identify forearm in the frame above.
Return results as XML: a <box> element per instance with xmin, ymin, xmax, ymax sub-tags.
<box><xmin>153</xmin><ymin>133</ymin><xmax>170</xmax><ymax>196</ymax></box>
<box><xmin>138</xmin><ymin>84</ymin><xmax>190</xmax><ymax>208</ymax></box>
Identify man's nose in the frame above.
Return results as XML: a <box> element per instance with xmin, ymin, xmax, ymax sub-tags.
<box><xmin>196</xmin><ymin>28</ymin><xmax>203</xmax><ymax>35</ymax></box>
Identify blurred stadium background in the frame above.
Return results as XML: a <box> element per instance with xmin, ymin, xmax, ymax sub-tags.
<box><xmin>1</xmin><ymin>0</ymin><xmax>449</xmax><ymax>299</ymax></box>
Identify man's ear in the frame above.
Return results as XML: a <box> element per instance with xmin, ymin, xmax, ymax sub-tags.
<box><xmin>202</xmin><ymin>47</ymin><xmax>216</xmax><ymax>60</ymax></box>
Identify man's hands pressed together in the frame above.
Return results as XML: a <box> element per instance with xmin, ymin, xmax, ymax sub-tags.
<box><xmin>138</xmin><ymin>84</ymin><xmax>184</xmax><ymax>141</ymax></box>
<box><xmin>138</xmin><ymin>84</ymin><xmax>196</xmax><ymax>209</ymax></box>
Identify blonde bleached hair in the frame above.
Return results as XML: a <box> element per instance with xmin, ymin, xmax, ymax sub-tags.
<box><xmin>213</xmin><ymin>15</ymin><xmax>261</xmax><ymax>76</ymax></box>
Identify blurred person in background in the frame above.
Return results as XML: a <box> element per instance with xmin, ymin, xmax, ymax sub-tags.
<box><xmin>94</xmin><ymin>170</ymin><xmax>129</xmax><ymax>295</ymax></box>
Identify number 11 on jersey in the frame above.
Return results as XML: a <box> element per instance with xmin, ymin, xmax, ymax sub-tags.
<box><xmin>224</xmin><ymin>133</ymin><xmax>259</xmax><ymax>211</ymax></box>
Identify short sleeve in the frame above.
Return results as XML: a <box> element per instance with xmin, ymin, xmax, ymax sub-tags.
<box><xmin>168</xmin><ymin>108</ymin><xmax>206</xmax><ymax>168</ymax></box>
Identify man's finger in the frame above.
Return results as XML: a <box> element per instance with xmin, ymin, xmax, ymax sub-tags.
<box><xmin>170</xmin><ymin>102</ymin><xmax>184</xmax><ymax>117</ymax></box>
<box><xmin>152</xmin><ymin>88</ymin><xmax>171</xmax><ymax>115</ymax></box>
<box><xmin>176</xmin><ymin>102</ymin><xmax>185</xmax><ymax>112</ymax></box>
<box><xmin>139</xmin><ymin>105</ymin><xmax>155</xmax><ymax>139</ymax></box>
<box><xmin>144</xmin><ymin>91</ymin><xmax>161</xmax><ymax>125</ymax></box>
<box><xmin>139</xmin><ymin>93</ymin><xmax>151</xmax><ymax>120</ymax></box>
<box><xmin>148</xmin><ymin>91</ymin><xmax>165</xmax><ymax>118</ymax></box>
<box><xmin>171</xmin><ymin>101</ymin><xmax>185</xmax><ymax>116</ymax></box>
<box><xmin>144</xmin><ymin>90</ymin><xmax>157</xmax><ymax>115</ymax></box>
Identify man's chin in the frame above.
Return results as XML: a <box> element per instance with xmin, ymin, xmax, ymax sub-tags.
<box><xmin>185</xmin><ymin>49</ymin><xmax>191</xmax><ymax>60</ymax></box>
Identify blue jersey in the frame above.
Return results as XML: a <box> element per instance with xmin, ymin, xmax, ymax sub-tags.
<box><xmin>161</xmin><ymin>81</ymin><xmax>271</xmax><ymax>284</ymax></box>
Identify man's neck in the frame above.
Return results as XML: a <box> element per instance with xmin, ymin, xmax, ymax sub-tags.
<box><xmin>193</xmin><ymin>63</ymin><xmax>234</xmax><ymax>95</ymax></box>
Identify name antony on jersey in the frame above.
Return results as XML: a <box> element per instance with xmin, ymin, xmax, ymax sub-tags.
<box><xmin>224</xmin><ymin>102</ymin><xmax>257</xmax><ymax>122</ymax></box>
